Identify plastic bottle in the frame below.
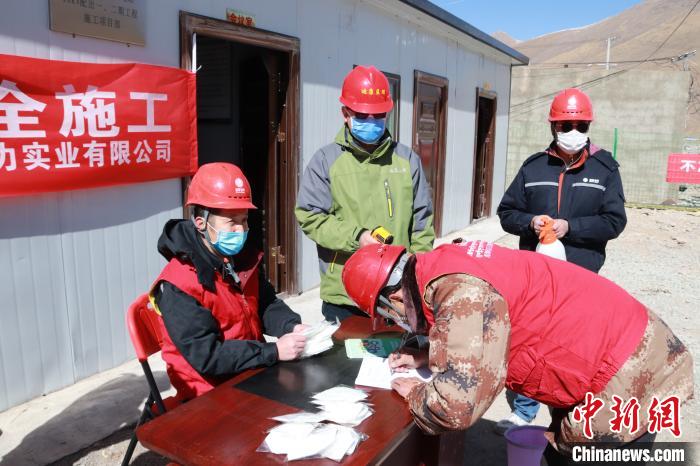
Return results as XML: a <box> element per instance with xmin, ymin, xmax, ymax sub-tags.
<box><xmin>535</xmin><ymin>216</ymin><xmax>567</xmax><ymax>261</ymax></box>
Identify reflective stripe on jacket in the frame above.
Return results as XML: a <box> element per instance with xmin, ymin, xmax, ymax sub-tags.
<box><xmin>497</xmin><ymin>143</ymin><xmax>627</xmax><ymax>272</ymax></box>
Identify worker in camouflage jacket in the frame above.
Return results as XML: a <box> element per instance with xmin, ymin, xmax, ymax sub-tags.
<box><xmin>342</xmin><ymin>241</ymin><xmax>693</xmax><ymax>462</ymax></box>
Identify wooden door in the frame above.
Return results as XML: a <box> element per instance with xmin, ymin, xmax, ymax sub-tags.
<box><xmin>180</xmin><ymin>12</ymin><xmax>300</xmax><ymax>295</ymax></box>
<box><xmin>412</xmin><ymin>71</ymin><xmax>448</xmax><ymax>236</ymax></box>
<box><xmin>472</xmin><ymin>90</ymin><xmax>497</xmax><ymax>220</ymax></box>
<box><xmin>275</xmin><ymin>50</ymin><xmax>299</xmax><ymax>295</ymax></box>
<box><xmin>259</xmin><ymin>52</ymin><xmax>295</xmax><ymax>293</ymax></box>
<box><xmin>261</xmin><ymin>53</ymin><xmax>282</xmax><ymax>290</ymax></box>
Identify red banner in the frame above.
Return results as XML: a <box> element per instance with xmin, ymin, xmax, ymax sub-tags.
<box><xmin>0</xmin><ymin>53</ymin><xmax>197</xmax><ymax>197</ymax></box>
<box><xmin>666</xmin><ymin>153</ymin><xmax>700</xmax><ymax>184</ymax></box>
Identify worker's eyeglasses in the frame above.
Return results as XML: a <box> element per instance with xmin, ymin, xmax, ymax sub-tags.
<box><xmin>376</xmin><ymin>294</ymin><xmax>410</xmax><ymax>332</ymax></box>
<box><xmin>555</xmin><ymin>121</ymin><xmax>590</xmax><ymax>133</ymax></box>
<box><xmin>381</xmin><ymin>282</ymin><xmax>401</xmax><ymax>298</ymax></box>
<box><xmin>353</xmin><ymin>112</ymin><xmax>387</xmax><ymax>120</ymax></box>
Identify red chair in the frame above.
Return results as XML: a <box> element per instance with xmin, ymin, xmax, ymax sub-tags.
<box><xmin>122</xmin><ymin>293</ymin><xmax>178</xmax><ymax>465</ymax></box>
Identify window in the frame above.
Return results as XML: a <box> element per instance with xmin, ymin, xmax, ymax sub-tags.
<box><xmin>384</xmin><ymin>71</ymin><xmax>401</xmax><ymax>140</ymax></box>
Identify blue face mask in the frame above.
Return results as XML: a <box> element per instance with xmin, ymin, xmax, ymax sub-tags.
<box><xmin>350</xmin><ymin>116</ymin><xmax>386</xmax><ymax>144</ymax></box>
<box><xmin>208</xmin><ymin>224</ymin><xmax>248</xmax><ymax>256</ymax></box>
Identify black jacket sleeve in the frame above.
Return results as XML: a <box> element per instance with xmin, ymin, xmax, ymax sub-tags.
<box><xmin>257</xmin><ymin>269</ymin><xmax>302</xmax><ymax>337</ymax></box>
<box><xmin>566</xmin><ymin>169</ymin><xmax>627</xmax><ymax>243</ymax></box>
<box><xmin>497</xmin><ymin>169</ymin><xmax>537</xmax><ymax>240</ymax></box>
<box><xmin>154</xmin><ymin>281</ymin><xmax>279</xmax><ymax>378</ymax></box>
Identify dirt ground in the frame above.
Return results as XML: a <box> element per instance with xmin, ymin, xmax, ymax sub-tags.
<box><xmin>52</xmin><ymin>207</ymin><xmax>699</xmax><ymax>465</ymax></box>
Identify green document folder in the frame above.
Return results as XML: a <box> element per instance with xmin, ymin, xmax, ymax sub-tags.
<box><xmin>344</xmin><ymin>338</ymin><xmax>402</xmax><ymax>359</ymax></box>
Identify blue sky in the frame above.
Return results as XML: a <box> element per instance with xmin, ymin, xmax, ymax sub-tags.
<box><xmin>428</xmin><ymin>0</ymin><xmax>641</xmax><ymax>41</ymax></box>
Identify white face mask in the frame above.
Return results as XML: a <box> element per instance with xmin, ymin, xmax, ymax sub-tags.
<box><xmin>556</xmin><ymin>130</ymin><xmax>588</xmax><ymax>155</ymax></box>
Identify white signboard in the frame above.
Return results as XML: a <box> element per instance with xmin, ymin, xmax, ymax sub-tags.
<box><xmin>49</xmin><ymin>0</ymin><xmax>146</xmax><ymax>46</ymax></box>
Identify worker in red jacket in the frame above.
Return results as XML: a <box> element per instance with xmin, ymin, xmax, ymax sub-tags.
<box><xmin>342</xmin><ymin>241</ymin><xmax>693</xmax><ymax>461</ymax></box>
<box><xmin>151</xmin><ymin>163</ymin><xmax>307</xmax><ymax>401</ymax></box>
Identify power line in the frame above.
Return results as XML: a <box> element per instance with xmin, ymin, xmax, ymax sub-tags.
<box><xmin>643</xmin><ymin>0</ymin><xmax>700</xmax><ymax>61</ymax></box>
<box><xmin>526</xmin><ymin>55</ymin><xmax>679</xmax><ymax>67</ymax></box>
<box><xmin>510</xmin><ymin>0</ymin><xmax>700</xmax><ymax>117</ymax></box>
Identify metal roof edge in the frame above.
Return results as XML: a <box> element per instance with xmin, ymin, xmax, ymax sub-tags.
<box><xmin>397</xmin><ymin>0</ymin><xmax>530</xmax><ymax>65</ymax></box>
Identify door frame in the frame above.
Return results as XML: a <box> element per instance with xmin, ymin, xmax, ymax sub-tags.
<box><xmin>471</xmin><ymin>87</ymin><xmax>497</xmax><ymax>220</ymax></box>
<box><xmin>412</xmin><ymin>70</ymin><xmax>448</xmax><ymax>237</ymax></box>
<box><xmin>179</xmin><ymin>11</ymin><xmax>300</xmax><ymax>295</ymax></box>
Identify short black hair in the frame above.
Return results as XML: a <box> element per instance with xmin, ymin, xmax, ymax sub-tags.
<box><xmin>192</xmin><ymin>205</ymin><xmax>207</xmax><ymax>219</ymax></box>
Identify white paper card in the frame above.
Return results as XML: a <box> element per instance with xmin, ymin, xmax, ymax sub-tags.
<box><xmin>354</xmin><ymin>357</ymin><xmax>433</xmax><ymax>389</ymax></box>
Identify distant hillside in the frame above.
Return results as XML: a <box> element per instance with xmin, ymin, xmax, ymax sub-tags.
<box><xmin>491</xmin><ymin>31</ymin><xmax>520</xmax><ymax>49</ymax></box>
<box><xmin>506</xmin><ymin>0</ymin><xmax>700</xmax><ymax>134</ymax></box>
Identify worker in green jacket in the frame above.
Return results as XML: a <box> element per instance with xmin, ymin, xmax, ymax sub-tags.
<box><xmin>295</xmin><ymin>65</ymin><xmax>435</xmax><ymax>321</ymax></box>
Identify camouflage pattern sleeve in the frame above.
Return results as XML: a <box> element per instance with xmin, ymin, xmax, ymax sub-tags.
<box><xmin>553</xmin><ymin>308</ymin><xmax>694</xmax><ymax>453</ymax></box>
<box><xmin>406</xmin><ymin>273</ymin><xmax>510</xmax><ymax>435</ymax></box>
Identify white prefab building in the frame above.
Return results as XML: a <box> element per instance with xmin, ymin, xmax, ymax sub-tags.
<box><xmin>0</xmin><ymin>0</ymin><xmax>527</xmax><ymax>410</ymax></box>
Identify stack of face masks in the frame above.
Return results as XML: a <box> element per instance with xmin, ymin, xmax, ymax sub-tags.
<box><xmin>310</xmin><ymin>386</ymin><xmax>373</xmax><ymax>426</ymax></box>
<box><xmin>299</xmin><ymin>320</ymin><xmax>340</xmax><ymax>358</ymax></box>
<box><xmin>258</xmin><ymin>385</ymin><xmax>371</xmax><ymax>461</ymax></box>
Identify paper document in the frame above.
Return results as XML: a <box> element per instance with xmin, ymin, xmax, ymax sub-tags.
<box><xmin>344</xmin><ymin>338</ymin><xmax>402</xmax><ymax>358</ymax></box>
<box><xmin>354</xmin><ymin>357</ymin><xmax>433</xmax><ymax>390</ymax></box>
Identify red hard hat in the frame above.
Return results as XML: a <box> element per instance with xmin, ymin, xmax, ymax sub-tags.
<box><xmin>186</xmin><ymin>162</ymin><xmax>257</xmax><ymax>210</ymax></box>
<box><xmin>339</xmin><ymin>65</ymin><xmax>394</xmax><ymax>114</ymax></box>
<box><xmin>342</xmin><ymin>244</ymin><xmax>406</xmax><ymax>317</ymax></box>
<box><xmin>549</xmin><ymin>88</ymin><xmax>594</xmax><ymax>122</ymax></box>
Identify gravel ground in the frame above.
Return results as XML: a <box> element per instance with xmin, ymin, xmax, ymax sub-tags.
<box><xmin>52</xmin><ymin>207</ymin><xmax>700</xmax><ymax>465</ymax></box>
<box><xmin>679</xmin><ymin>185</ymin><xmax>700</xmax><ymax>208</ymax></box>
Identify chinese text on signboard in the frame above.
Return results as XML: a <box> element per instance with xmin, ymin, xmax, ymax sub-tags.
<box><xmin>0</xmin><ymin>53</ymin><xmax>198</xmax><ymax>197</ymax></box>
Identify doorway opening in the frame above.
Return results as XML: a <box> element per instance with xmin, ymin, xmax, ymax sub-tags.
<box><xmin>472</xmin><ymin>89</ymin><xmax>497</xmax><ymax>221</ymax></box>
<box><xmin>180</xmin><ymin>12</ymin><xmax>300</xmax><ymax>295</ymax></box>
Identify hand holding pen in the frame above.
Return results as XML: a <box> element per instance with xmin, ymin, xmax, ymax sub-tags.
<box><xmin>388</xmin><ymin>349</ymin><xmax>427</xmax><ymax>373</ymax></box>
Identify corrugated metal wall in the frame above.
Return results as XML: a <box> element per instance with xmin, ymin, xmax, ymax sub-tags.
<box><xmin>0</xmin><ymin>181</ymin><xmax>181</xmax><ymax>410</ymax></box>
<box><xmin>0</xmin><ymin>0</ymin><xmax>514</xmax><ymax>410</ymax></box>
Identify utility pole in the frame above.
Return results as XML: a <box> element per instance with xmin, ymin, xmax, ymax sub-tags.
<box><xmin>605</xmin><ymin>36</ymin><xmax>617</xmax><ymax>70</ymax></box>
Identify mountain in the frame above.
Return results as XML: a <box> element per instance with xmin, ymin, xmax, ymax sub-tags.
<box><xmin>504</xmin><ymin>0</ymin><xmax>700</xmax><ymax>134</ymax></box>
<box><xmin>491</xmin><ymin>31</ymin><xmax>520</xmax><ymax>49</ymax></box>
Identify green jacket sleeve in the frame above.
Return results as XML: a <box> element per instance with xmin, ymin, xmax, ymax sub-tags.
<box><xmin>295</xmin><ymin>147</ymin><xmax>363</xmax><ymax>253</ymax></box>
<box><xmin>408</xmin><ymin>149</ymin><xmax>435</xmax><ymax>252</ymax></box>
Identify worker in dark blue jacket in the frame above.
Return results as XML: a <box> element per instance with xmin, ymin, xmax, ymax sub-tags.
<box><xmin>498</xmin><ymin>88</ymin><xmax>627</xmax><ymax>273</ymax></box>
<box><xmin>495</xmin><ymin>88</ymin><xmax>627</xmax><ymax>433</ymax></box>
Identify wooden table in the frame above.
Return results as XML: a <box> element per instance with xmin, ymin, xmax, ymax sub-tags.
<box><xmin>137</xmin><ymin>317</ymin><xmax>462</xmax><ymax>465</ymax></box>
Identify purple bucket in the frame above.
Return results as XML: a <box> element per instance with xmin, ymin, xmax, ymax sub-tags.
<box><xmin>504</xmin><ymin>426</ymin><xmax>548</xmax><ymax>466</ymax></box>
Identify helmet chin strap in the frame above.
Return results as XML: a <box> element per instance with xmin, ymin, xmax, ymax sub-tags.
<box><xmin>377</xmin><ymin>295</ymin><xmax>411</xmax><ymax>332</ymax></box>
<box><xmin>191</xmin><ymin>208</ymin><xmax>217</xmax><ymax>245</ymax></box>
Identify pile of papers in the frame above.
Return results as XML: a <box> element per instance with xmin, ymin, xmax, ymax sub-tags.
<box><xmin>300</xmin><ymin>320</ymin><xmax>340</xmax><ymax>357</ymax></box>
<box><xmin>259</xmin><ymin>385</ymin><xmax>371</xmax><ymax>462</ymax></box>
<box><xmin>355</xmin><ymin>357</ymin><xmax>434</xmax><ymax>390</ymax></box>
